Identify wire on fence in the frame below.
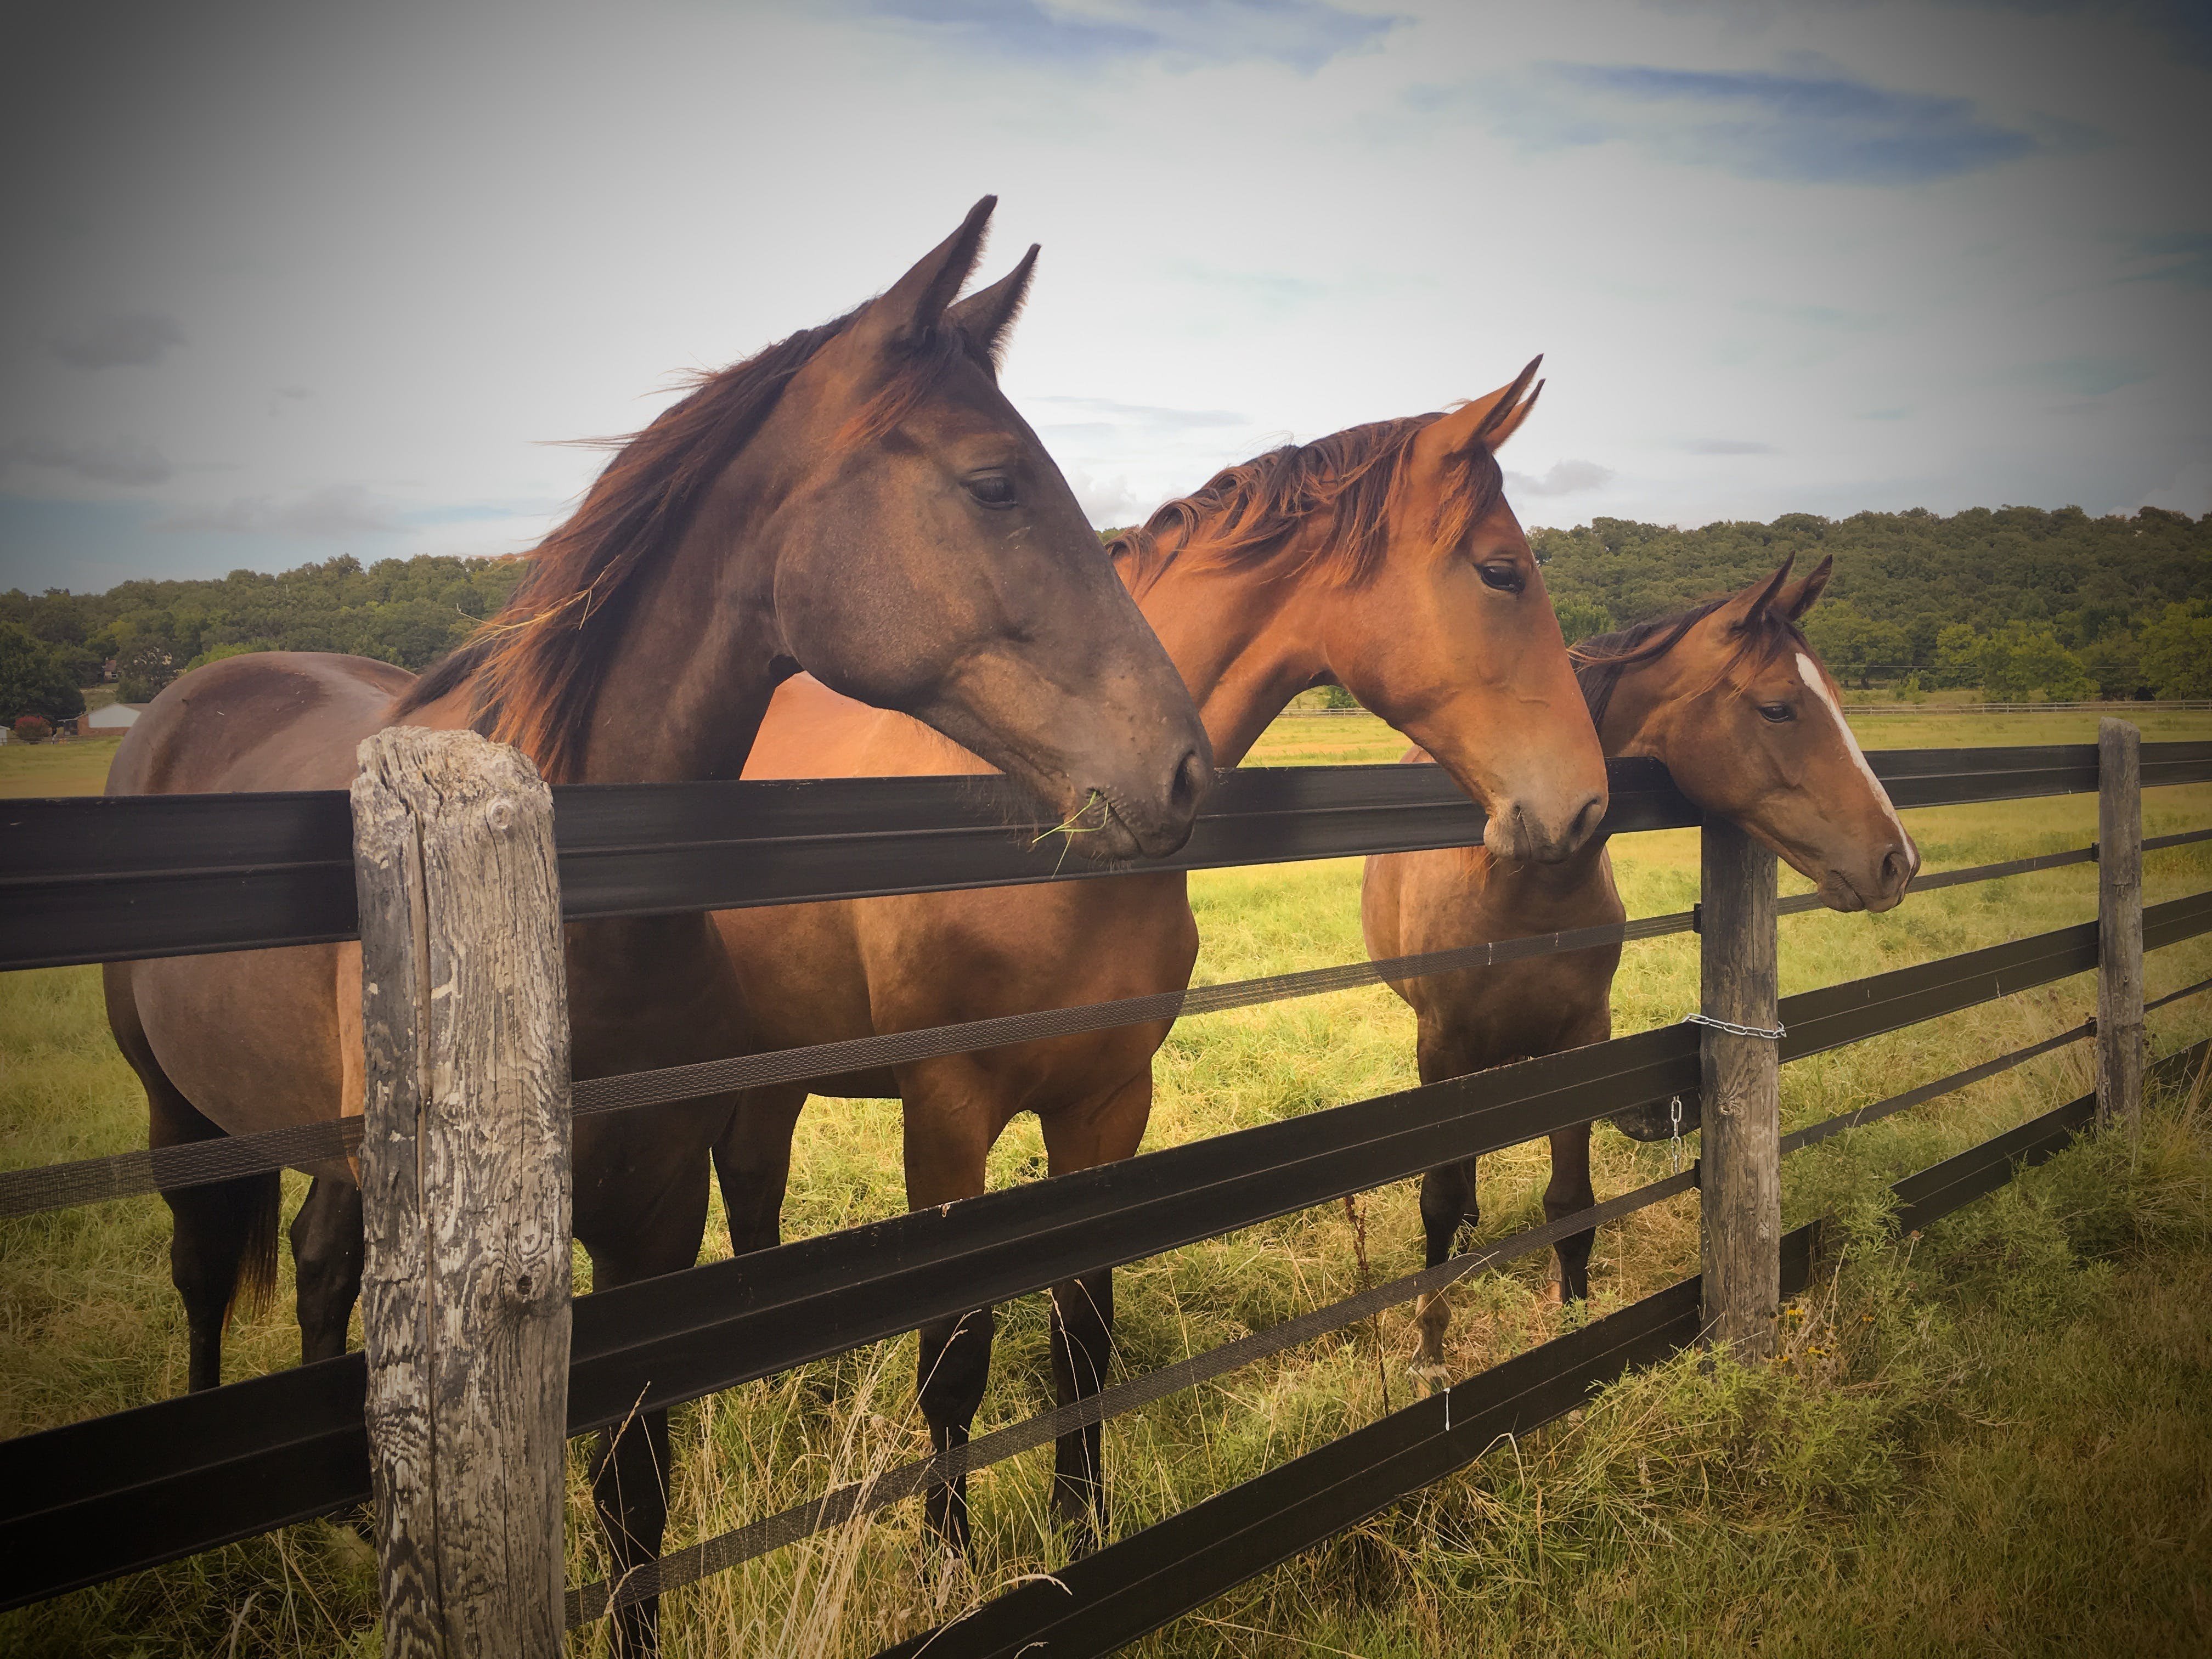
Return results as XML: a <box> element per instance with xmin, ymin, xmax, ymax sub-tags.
<box><xmin>1778</xmin><ymin>1022</ymin><xmax>2093</xmax><ymax>1156</ymax></box>
<box><xmin>8</xmin><ymin>922</ymin><xmax>2208</xmax><ymax>1614</ymax></box>
<box><xmin>569</xmin><ymin>990</ymin><xmax>2158</xmax><ymax>1623</ymax></box>
<box><xmin>567</xmin><ymin>1166</ymin><xmax>1703</xmax><ymax>1624</ymax></box>
<box><xmin>2145</xmin><ymin>826</ymin><xmax>2212</xmax><ymax>854</ymax></box>
<box><xmin>14</xmin><ymin>832</ymin><xmax>2177</xmax><ymax>1224</ymax></box>
<box><xmin>2146</xmin><ymin>974</ymin><xmax>2212</xmax><ymax>1015</ymax></box>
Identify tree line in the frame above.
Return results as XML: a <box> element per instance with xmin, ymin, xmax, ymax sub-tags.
<box><xmin>1531</xmin><ymin>504</ymin><xmax>2211</xmax><ymax>701</ymax></box>
<box><xmin>3</xmin><ymin>504</ymin><xmax>2209</xmax><ymax>730</ymax></box>
<box><xmin>1</xmin><ymin>554</ymin><xmax>527</xmax><ymax>724</ymax></box>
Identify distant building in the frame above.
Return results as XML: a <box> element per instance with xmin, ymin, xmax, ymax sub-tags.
<box><xmin>80</xmin><ymin>703</ymin><xmax>145</xmax><ymax>736</ymax></box>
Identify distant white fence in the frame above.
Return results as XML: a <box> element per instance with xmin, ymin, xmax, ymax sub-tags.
<box><xmin>1284</xmin><ymin>701</ymin><xmax>2212</xmax><ymax>718</ymax></box>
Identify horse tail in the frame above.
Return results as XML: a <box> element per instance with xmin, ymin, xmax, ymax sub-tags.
<box><xmin>228</xmin><ymin>1170</ymin><xmax>283</xmax><ymax>1322</ymax></box>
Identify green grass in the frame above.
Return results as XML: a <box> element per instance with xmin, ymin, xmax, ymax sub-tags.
<box><xmin>4</xmin><ymin>713</ymin><xmax>2212</xmax><ymax>1655</ymax></box>
<box><xmin>0</xmin><ymin>736</ymin><xmax>124</xmax><ymax>798</ymax></box>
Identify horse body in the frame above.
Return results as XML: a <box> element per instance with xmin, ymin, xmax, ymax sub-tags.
<box><xmin>1361</xmin><ymin>557</ymin><xmax>1920</xmax><ymax>1375</ymax></box>
<box><xmin>101</xmin><ymin>200</ymin><xmax>1211</xmax><ymax>1656</ymax></box>
<box><xmin>712</xmin><ymin>365</ymin><xmax>1611</xmax><ymax>1549</ymax></box>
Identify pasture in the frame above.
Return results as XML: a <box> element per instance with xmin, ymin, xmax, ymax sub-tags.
<box><xmin>4</xmin><ymin>711</ymin><xmax>2211</xmax><ymax>1656</ymax></box>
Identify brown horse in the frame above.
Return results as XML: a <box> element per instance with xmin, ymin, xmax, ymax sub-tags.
<box><xmin>710</xmin><ymin>362</ymin><xmax>1609</xmax><ymax>1554</ymax></box>
<box><xmin>1361</xmin><ymin>557</ymin><xmax>1918</xmax><ymax>1375</ymax></box>
<box><xmin>101</xmin><ymin>199</ymin><xmax>1210</xmax><ymax>1655</ymax></box>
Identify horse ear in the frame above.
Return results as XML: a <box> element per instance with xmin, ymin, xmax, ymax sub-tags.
<box><xmin>1780</xmin><ymin>553</ymin><xmax>1834</xmax><ymax>620</ymax></box>
<box><xmin>857</xmin><ymin>196</ymin><xmax>996</xmax><ymax>352</ymax></box>
<box><xmin>1411</xmin><ymin>356</ymin><xmax>1545</xmax><ymax>470</ymax></box>
<box><xmin>1731</xmin><ymin>556</ymin><xmax>1796</xmax><ymax>631</ymax></box>
<box><xmin>946</xmin><ymin>244</ymin><xmax>1039</xmax><ymax>373</ymax></box>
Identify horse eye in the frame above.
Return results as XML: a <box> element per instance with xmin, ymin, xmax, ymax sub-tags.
<box><xmin>1758</xmin><ymin>702</ymin><xmax>1795</xmax><ymax>723</ymax></box>
<box><xmin>1477</xmin><ymin>563</ymin><xmax>1523</xmax><ymax>593</ymax></box>
<box><xmin>965</xmin><ymin>473</ymin><xmax>1017</xmax><ymax>507</ymax></box>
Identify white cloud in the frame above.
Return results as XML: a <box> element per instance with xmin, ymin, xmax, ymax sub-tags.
<box><xmin>159</xmin><ymin>484</ymin><xmax>411</xmax><ymax>539</ymax></box>
<box><xmin>1507</xmin><ymin>459</ymin><xmax>1615</xmax><ymax>496</ymax></box>
<box><xmin>4</xmin><ymin>435</ymin><xmax>173</xmax><ymax>487</ymax></box>
<box><xmin>52</xmin><ymin>311</ymin><xmax>186</xmax><ymax>370</ymax></box>
<box><xmin>0</xmin><ymin>0</ymin><xmax>2205</xmax><ymax>593</ymax></box>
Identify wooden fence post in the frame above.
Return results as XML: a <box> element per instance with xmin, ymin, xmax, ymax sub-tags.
<box><xmin>353</xmin><ymin>727</ymin><xmax>572</xmax><ymax>1658</ymax></box>
<box><xmin>2098</xmin><ymin>718</ymin><xmax>2144</xmax><ymax>1142</ymax></box>
<box><xmin>1699</xmin><ymin>816</ymin><xmax>1781</xmax><ymax>1358</ymax></box>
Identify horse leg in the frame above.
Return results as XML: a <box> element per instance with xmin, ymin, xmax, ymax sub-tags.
<box><xmin>915</xmin><ymin>1305</ymin><xmax>995</xmax><ymax>1557</ymax></box>
<box><xmin>1543</xmin><ymin>1014</ymin><xmax>1610</xmax><ymax>1306</ymax></box>
<box><xmin>711</xmin><ymin>1085</ymin><xmax>807</xmax><ymax>1258</ymax></box>
<box><xmin>290</xmin><ymin>1176</ymin><xmax>364</xmax><ymax>1364</ymax></box>
<box><xmin>1037</xmin><ymin>1070</ymin><xmax>1150</xmax><ymax>1552</ymax></box>
<box><xmin>900</xmin><ymin>1064</ymin><xmax>1002</xmax><ymax>1559</ymax></box>
<box><xmin>1545</xmin><ymin>1124</ymin><xmax>1598</xmax><ymax>1305</ymax></box>
<box><xmin>582</xmin><ymin>1161</ymin><xmax>713</xmax><ymax>1659</ymax></box>
<box><xmin>137</xmin><ymin>1053</ymin><xmax>278</xmax><ymax>1393</ymax></box>
<box><xmin>1413</xmin><ymin>1155</ymin><xmax>1478</xmax><ymax>1378</ymax></box>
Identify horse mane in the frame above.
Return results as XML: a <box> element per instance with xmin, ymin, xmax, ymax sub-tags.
<box><xmin>1106</xmin><ymin>412</ymin><xmax>1505</xmax><ymax>595</ymax></box>
<box><xmin>1571</xmin><ymin>591</ymin><xmax>1807</xmax><ymax>733</ymax></box>
<box><xmin>395</xmin><ymin>303</ymin><xmax>974</xmax><ymax>781</ymax></box>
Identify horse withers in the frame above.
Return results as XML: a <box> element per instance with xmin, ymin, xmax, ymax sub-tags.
<box><xmin>1361</xmin><ymin>556</ymin><xmax>1918</xmax><ymax>1376</ymax></box>
<box><xmin>711</xmin><ymin>360</ymin><xmax>1609</xmax><ymax>1556</ymax></box>
<box><xmin>102</xmin><ymin>198</ymin><xmax>1209</xmax><ymax>1656</ymax></box>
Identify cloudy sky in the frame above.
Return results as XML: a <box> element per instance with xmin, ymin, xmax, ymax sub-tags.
<box><xmin>2</xmin><ymin>0</ymin><xmax>2207</xmax><ymax>594</ymax></box>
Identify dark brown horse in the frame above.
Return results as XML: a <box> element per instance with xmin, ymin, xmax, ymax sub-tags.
<box><xmin>1361</xmin><ymin>558</ymin><xmax>1918</xmax><ymax>1375</ymax></box>
<box><xmin>101</xmin><ymin>199</ymin><xmax>1210</xmax><ymax>1655</ymax></box>
<box><xmin>710</xmin><ymin>364</ymin><xmax>1610</xmax><ymax>1553</ymax></box>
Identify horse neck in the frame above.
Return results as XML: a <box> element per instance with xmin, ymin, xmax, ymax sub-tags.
<box><xmin>1125</xmin><ymin>539</ymin><xmax>1336</xmax><ymax>769</ymax></box>
<box><xmin>1592</xmin><ymin>646</ymin><xmax>1707</xmax><ymax>774</ymax></box>
<box><xmin>557</xmin><ymin>481</ymin><xmax>789</xmax><ymax>785</ymax></box>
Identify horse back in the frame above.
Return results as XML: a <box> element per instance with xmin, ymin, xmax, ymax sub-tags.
<box><xmin>723</xmin><ymin>672</ymin><xmax>1195</xmax><ymax>1110</ymax></box>
<box><xmin>1364</xmin><ymin>742</ymin><xmax>1625</xmax><ymax>1073</ymax></box>
<box><xmin>108</xmin><ymin>651</ymin><xmax>416</xmax><ymax>799</ymax></box>
<box><xmin>104</xmin><ymin>652</ymin><xmax>415</xmax><ymax>1164</ymax></box>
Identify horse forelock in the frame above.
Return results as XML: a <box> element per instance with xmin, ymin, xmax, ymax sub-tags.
<box><xmin>394</xmin><ymin>302</ymin><xmax>977</xmax><ymax>782</ymax></box>
<box><xmin>1108</xmin><ymin>413</ymin><xmax>1507</xmax><ymax>599</ymax></box>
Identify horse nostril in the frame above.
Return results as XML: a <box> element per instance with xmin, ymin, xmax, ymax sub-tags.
<box><xmin>1568</xmin><ymin>793</ymin><xmax>1606</xmax><ymax>849</ymax></box>
<box><xmin>1881</xmin><ymin>848</ymin><xmax>1909</xmax><ymax>892</ymax></box>
<box><xmin>1167</xmin><ymin>748</ymin><xmax>1207</xmax><ymax>816</ymax></box>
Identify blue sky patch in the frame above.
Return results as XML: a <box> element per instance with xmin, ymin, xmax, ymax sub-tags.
<box><xmin>1505</xmin><ymin>62</ymin><xmax>2045</xmax><ymax>185</ymax></box>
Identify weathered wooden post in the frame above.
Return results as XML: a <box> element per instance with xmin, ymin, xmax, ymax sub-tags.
<box><xmin>2097</xmin><ymin>717</ymin><xmax>2144</xmax><ymax>1143</ymax></box>
<box><xmin>1698</xmin><ymin>816</ymin><xmax>1781</xmax><ymax>1358</ymax></box>
<box><xmin>353</xmin><ymin>727</ymin><xmax>572</xmax><ymax>1658</ymax></box>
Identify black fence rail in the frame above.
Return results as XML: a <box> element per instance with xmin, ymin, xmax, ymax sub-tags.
<box><xmin>7</xmin><ymin>894</ymin><xmax>2211</xmax><ymax>1612</ymax></box>
<box><xmin>878</xmin><ymin>1042</ymin><xmax>2207</xmax><ymax>1659</ymax></box>
<box><xmin>3</xmin><ymin>738</ymin><xmax>2210</xmax><ymax>1637</ymax></box>
<box><xmin>9</xmin><ymin>743</ymin><xmax>2212</xmax><ymax>972</ymax></box>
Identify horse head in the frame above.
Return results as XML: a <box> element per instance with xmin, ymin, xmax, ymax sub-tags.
<box><xmin>1591</xmin><ymin>557</ymin><xmax>1918</xmax><ymax>1142</ymax></box>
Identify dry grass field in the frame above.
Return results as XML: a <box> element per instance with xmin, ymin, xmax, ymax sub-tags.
<box><xmin>3</xmin><ymin>711</ymin><xmax>2210</xmax><ymax>1656</ymax></box>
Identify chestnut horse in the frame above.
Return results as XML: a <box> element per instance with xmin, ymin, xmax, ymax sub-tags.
<box><xmin>102</xmin><ymin>200</ymin><xmax>1210</xmax><ymax>1655</ymax></box>
<box><xmin>1361</xmin><ymin>557</ymin><xmax>1918</xmax><ymax>1375</ymax></box>
<box><xmin>710</xmin><ymin>362</ymin><xmax>1609</xmax><ymax>1553</ymax></box>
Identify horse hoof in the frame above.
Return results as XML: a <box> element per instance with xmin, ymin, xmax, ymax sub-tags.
<box><xmin>1407</xmin><ymin>1361</ymin><xmax>1451</xmax><ymax>1387</ymax></box>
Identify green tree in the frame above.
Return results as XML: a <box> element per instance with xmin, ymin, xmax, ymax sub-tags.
<box><xmin>1934</xmin><ymin>623</ymin><xmax>1983</xmax><ymax>689</ymax></box>
<box><xmin>1945</xmin><ymin>622</ymin><xmax>2095</xmax><ymax>701</ymax></box>
<box><xmin>0</xmin><ymin>622</ymin><xmax>89</xmax><ymax>724</ymax></box>
<box><xmin>2079</xmin><ymin>634</ymin><xmax>2147</xmax><ymax>699</ymax></box>
<box><xmin>1553</xmin><ymin>595</ymin><xmax>1615</xmax><ymax>646</ymax></box>
<box><xmin>116</xmin><ymin>637</ymin><xmax>183</xmax><ymax>704</ymax></box>
<box><xmin>1802</xmin><ymin>603</ymin><xmax>1910</xmax><ymax>688</ymax></box>
<box><xmin>2139</xmin><ymin>605</ymin><xmax>2212</xmax><ymax>699</ymax></box>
